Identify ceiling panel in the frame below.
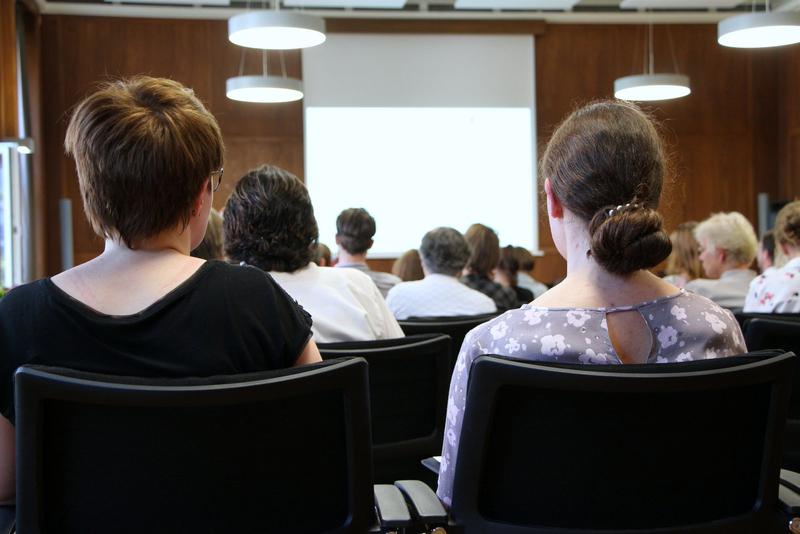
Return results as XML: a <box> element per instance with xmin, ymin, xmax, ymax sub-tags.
<box><xmin>454</xmin><ymin>0</ymin><xmax>579</xmax><ymax>9</ymax></box>
<box><xmin>620</xmin><ymin>0</ymin><xmax>744</xmax><ymax>8</ymax></box>
<box><xmin>283</xmin><ymin>0</ymin><xmax>405</xmax><ymax>7</ymax></box>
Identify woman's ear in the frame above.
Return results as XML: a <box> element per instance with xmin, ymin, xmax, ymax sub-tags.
<box><xmin>192</xmin><ymin>178</ymin><xmax>211</xmax><ymax>216</ymax></box>
<box><xmin>544</xmin><ymin>178</ymin><xmax>564</xmax><ymax>219</ymax></box>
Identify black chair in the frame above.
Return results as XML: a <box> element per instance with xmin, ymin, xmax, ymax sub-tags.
<box><xmin>733</xmin><ymin>309</ymin><xmax>800</xmax><ymax>330</ymax></box>
<box><xmin>746</xmin><ymin>317</ymin><xmax>800</xmax><ymax>471</ymax></box>
<box><xmin>11</xmin><ymin>358</ymin><xmax>410</xmax><ymax>534</ymax></box>
<box><xmin>318</xmin><ymin>334</ymin><xmax>452</xmax><ymax>486</ymax></box>
<box><xmin>400</xmin><ymin>351</ymin><xmax>799</xmax><ymax>533</ymax></box>
<box><xmin>398</xmin><ymin>314</ymin><xmax>497</xmax><ymax>365</ymax></box>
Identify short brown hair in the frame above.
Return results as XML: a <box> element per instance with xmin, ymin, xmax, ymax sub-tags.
<box><xmin>775</xmin><ymin>200</ymin><xmax>800</xmax><ymax>250</ymax></box>
<box><xmin>223</xmin><ymin>164</ymin><xmax>319</xmax><ymax>273</ymax></box>
<box><xmin>65</xmin><ymin>76</ymin><xmax>223</xmax><ymax>248</ymax></box>
<box><xmin>392</xmin><ymin>249</ymin><xmax>424</xmax><ymax>282</ymax></box>
<box><xmin>464</xmin><ymin>223</ymin><xmax>500</xmax><ymax>278</ymax></box>
<box><xmin>541</xmin><ymin>100</ymin><xmax>671</xmax><ymax>276</ymax></box>
<box><xmin>665</xmin><ymin>221</ymin><xmax>703</xmax><ymax>280</ymax></box>
<box><xmin>336</xmin><ymin>208</ymin><xmax>376</xmax><ymax>255</ymax></box>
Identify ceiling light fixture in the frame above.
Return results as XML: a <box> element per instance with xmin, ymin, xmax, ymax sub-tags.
<box><xmin>228</xmin><ymin>5</ymin><xmax>326</xmax><ymax>50</ymax></box>
<box><xmin>227</xmin><ymin>49</ymin><xmax>304</xmax><ymax>103</ymax></box>
<box><xmin>718</xmin><ymin>1</ymin><xmax>800</xmax><ymax>49</ymax></box>
<box><xmin>614</xmin><ymin>23</ymin><xmax>690</xmax><ymax>102</ymax></box>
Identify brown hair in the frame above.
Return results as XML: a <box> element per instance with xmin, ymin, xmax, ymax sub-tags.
<box><xmin>541</xmin><ymin>100</ymin><xmax>671</xmax><ymax>276</ymax></box>
<box><xmin>64</xmin><ymin>76</ymin><xmax>223</xmax><ymax>248</ymax></box>
<box><xmin>665</xmin><ymin>221</ymin><xmax>703</xmax><ymax>280</ymax></box>
<box><xmin>336</xmin><ymin>208</ymin><xmax>376</xmax><ymax>255</ymax></box>
<box><xmin>392</xmin><ymin>249</ymin><xmax>424</xmax><ymax>282</ymax></box>
<box><xmin>464</xmin><ymin>223</ymin><xmax>500</xmax><ymax>278</ymax></box>
<box><xmin>314</xmin><ymin>243</ymin><xmax>332</xmax><ymax>266</ymax></box>
<box><xmin>223</xmin><ymin>164</ymin><xmax>318</xmax><ymax>273</ymax></box>
<box><xmin>191</xmin><ymin>208</ymin><xmax>224</xmax><ymax>260</ymax></box>
<box><xmin>775</xmin><ymin>200</ymin><xmax>800</xmax><ymax>250</ymax></box>
<box><xmin>498</xmin><ymin>246</ymin><xmax>521</xmax><ymax>287</ymax></box>
<box><xmin>512</xmin><ymin>246</ymin><xmax>536</xmax><ymax>272</ymax></box>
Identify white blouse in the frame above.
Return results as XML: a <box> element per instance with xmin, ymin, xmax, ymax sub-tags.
<box><xmin>743</xmin><ymin>258</ymin><xmax>800</xmax><ymax>313</ymax></box>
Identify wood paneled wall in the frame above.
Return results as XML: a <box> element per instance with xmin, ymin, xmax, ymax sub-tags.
<box><xmin>0</xmin><ymin>0</ymin><xmax>18</xmax><ymax>137</ymax></box>
<box><xmin>36</xmin><ymin>15</ymin><xmax>795</xmax><ymax>281</ymax></box>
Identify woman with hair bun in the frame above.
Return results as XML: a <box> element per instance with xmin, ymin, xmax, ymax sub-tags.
<box><xmin>437</xmin><ymin>100</ymin><xmax>746</xmax><ymax>507</ymax></box>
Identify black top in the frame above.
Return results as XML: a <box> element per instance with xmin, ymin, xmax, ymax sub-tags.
<box><xmin>0</xmin><ymin>260</ymin><xmax>312</xmax><ymax>422</ymax></box>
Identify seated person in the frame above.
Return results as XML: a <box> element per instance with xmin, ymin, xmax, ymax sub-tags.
<box><xmin>314</xmin><ymin>243</ymin><xmax>332</xmax><ymax>267</ymax></box>
<box><xmin>334</xmin><ymin>208</ymin><xmax>401</xmax><ymax>297</ymax></box>
<box><xmin>0</xmin><ymin>77</ymin><xmax>320</xmax><ymax>504</ymax></box>
<box><xmin>386</xmin><ymin>227</ymin><xmax>497</xmax><ymax>320</ymax></box>
<box><xmin>662</xmin><ymin>221</ymin><xmax>703</xmax><ymax>289</ymax></box>
<box><xmin>685</xmin><ymin>212</ymin><xmax>758</xmax><ymax>308</ymax></box>
<box><xmin>512</xmin><ymin>246</ymin><xmax>548</xmax><ymax>298</ymax></box>
<box><xmin>438</xmin><ymin>100</ymin><xmax>746</xmax><ymax>508</ymax></box>
<box><xmin>496</xmin><ymin>245</ymin><xmax>535</xmax><ymax>306</ymax></box>
<box><xmin>756</xmin><ymin>230</ymin><xmax>777</xmax><ymax>276</ymax></box>
<box><xmin>745</xmin><ymin>201</ymin><xmax>800</xmax><ymax>312</ymax></box>
<box><xmin>223</xmin><ymin>165</ymin><xmax>404</xmax><ymax>344</ymax></box>
<box><xmin>392</xmin><ymin>249</ymin><xmax>424</xmax><ymax>282</ymax></box>
<box><xmin>461</xmin><ymin>224</ymin><xmax>518</xmax><ymax>312</ymax></box>
<box><xmin>190</xmin><ymin>208</ymin><xmax>225</xmax><ymax>261</ymax></box>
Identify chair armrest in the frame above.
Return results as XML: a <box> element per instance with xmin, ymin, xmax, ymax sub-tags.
<box><xmin>421</xmin><ymin>456</ymin><xmax>441</xmax><ymax>475</ymax></box>
<box><xmin>374</xmin><ymin>484</ymin><xmax>412</xmax><ymax>529</ymax></box>
<box><xmin>0</xmin><ymin>505</ymin><xmax>14</xmax><ymax>534</ymax></box>
<box><xmin>783</xmin><ymin>469</ymin><xmax>800</xmax><ymax>494</ymax></box>
<box><xmin>394</xmin><ymin>480</ymin><xmax>448</xmax><ymax>524</ymax></box>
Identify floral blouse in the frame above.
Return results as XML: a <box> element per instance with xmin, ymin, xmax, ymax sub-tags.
<box><xmin>744</xmin><ymin>258</ymin><xmax>800</xmax><ymax>313</ymax></box>
<box><xmin>436</xmin><ymin>290</ymin><xmax>746</xmax><ymax>507</ymax></box>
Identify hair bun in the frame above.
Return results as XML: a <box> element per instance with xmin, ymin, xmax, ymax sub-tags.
<box><xmin>588</xmin><ymin>205</ymin><xmax>672</xmax><ymax>276</ymax></box>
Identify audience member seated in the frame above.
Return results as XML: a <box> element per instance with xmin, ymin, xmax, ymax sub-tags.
<box><xmin>0</xmin><ymin>77</ymin><xmax>321</xmax><ymax>505</ymax></box>
<box><xmin>512</xmin><ymin>246</ymin><xmax>548</xmax><ymax>298</ymax></box>
<box><xmin>757</xmin><ymin>230</ymin><xmax>777</xmax><ymax>275</ymax></box>
<box><xmin>496</xmin><ymin>246</ymin><xmax>535</xmax><ymax>306</ymax></box>
<box><xmin>386</xmin><ymin>227</ymin><xmax>497</xmax><ymax>319</ymax></box>
<box><xmin>745</xmin><ymin>201</ymin><xmax>800</xmax><ymax>312</ymax></box>
<box><xmin>685</xmin><ymin>212</ymin><xmax>758</xmax><ymax>308</ymax></box>
<box><xmin>190</xmin><ymin>208</ymin><xmax>225</xmax><ymax>261</ymax></box>
<box><xmin>392</xmin><ymin>249</ymin><xmax>424</xmax><ymax>282</ymax></box>
<box><xmin>437</xmin><ymin>100</ymin><xmax>746</xmax><ymax>508</ymax></box>
<box><xmin>334</xmin><ymin>208</ymin><xmax>401</xmax><ymax>297</ymax></box>
<box><xmin>461</xmin><ymin>224</ymin><xmax>518</xmax><ymax>312</ymax></box>
<box><xmin>662</xmin><ymin>221</ymin><xmax>703</xmax><ymax>289</ymax></box>
<box><xmin>314</xmin><ymin>243</ymin><xmax>332</xmax><ymax>267</ymax></box>
<box><xmin>223</xmin><ymin>165</ymin><xmax>404</xmax><ymax>344</ymax></box>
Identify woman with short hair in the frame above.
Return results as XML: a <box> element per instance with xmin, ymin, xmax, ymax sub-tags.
<box><xmin>662</xmin><ymin>221</ymin><xmax>703</xmax><ymax>289</ymax></box>
<box><xmin>745</xmin><ymin>201</ymin><xmax>800</xmax><ymax>312</ymax></box>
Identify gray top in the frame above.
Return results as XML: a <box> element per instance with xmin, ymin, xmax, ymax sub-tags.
<box><xmin>336</xmin><ymin>263</ymin><xmax>401</xmax><ymax>298</ymax></box>
<box><xmin>685</xmin><ymin>269</ymin><xmax>757</xmax><ymax>309</ymax></box>
<box><xmin>436</xmin><ymin>290</ymin><xmax>746</xmax><ymax>507</ymax></box>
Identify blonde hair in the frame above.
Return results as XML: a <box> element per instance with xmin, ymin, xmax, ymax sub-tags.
<box><xmin>775</xmin><ymin>200</ymin><xmax>800</xmax><ymax>250</ymax></box>
<box><xmin>665</xmin><ymin>222</ymin><xmax>703</xmax><ymax>280</ymax></box>
<box><xmin>191</xmin><ymin>209</ymin><xmax>224</xmax><ymax>260</ymax></box>
<box><xmin>694</xmin><ymin>212</ymin><xmax>758</xmax><ymax>266</ymax></box>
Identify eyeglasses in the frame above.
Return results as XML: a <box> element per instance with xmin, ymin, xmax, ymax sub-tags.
<box><xmin>210</xmin><ymin>168</ymin><xmax>224</xmax><ymax>192</ymax></box>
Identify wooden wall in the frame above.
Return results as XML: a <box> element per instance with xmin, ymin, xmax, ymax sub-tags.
<box><xmin>35</xmin><ymin>15</ymin><xmax>796</xmax><ymax>281</ymax></box>
<box><xmin>0</xmin><ymin>0</ymin><xmax>18</xmax><ymax>137</ymax></box>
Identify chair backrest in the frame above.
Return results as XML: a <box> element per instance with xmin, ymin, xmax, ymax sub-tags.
<box><xmin>15</xmin><ymin>358</ymin><xmax>373</xmax><ymax>534</ymax></box>
<box><xmin>745</xmin><ymin>318</ymin><xmax>800</xmax><ymax>418</ymax></box>
<box><xmin>398</xmin><ymin>313</ymin><xmax>497</xmax><ymax>364</ymax></box>
<box><xmin>733</xmin><ymin>310</ymin><xmax>800</xmax><ymax>330</ymax></box>
<box><xmin>318</xmin><ymin>334</ymin><xmax>451</xmax><ymax>480</ymax></box>
<box><xmin>450</xmin><ymin>351</ymin><xmax>795</xmax><ymax>534</ymax></box>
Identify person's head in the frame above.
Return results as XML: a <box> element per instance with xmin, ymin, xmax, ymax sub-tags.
<box><xmin>757</xmin><ymin>230</ymin><xmax>776</xmax><ymax>272</ymax></box>
<box><xmin>665</xmin><ymin>222</ymin><xmax>703</xmax><ymax>280</ymax></box>
<box><xmin>64</xmin><ymin>76</ymin><xmax>223</xmax><ymax>251</ymax></box>
<box><xmin>512</xmin><ymin>246</ymin><xmax>536</xmax><ymax>273</ymax></box>
<box><xmin>191</xmin><ymin>209</ymin><xmax>224</xmax><ymax>260</ymax></box>
<box><xmin>223</xmin><ymin>164</ymin><xmax>318</xmax><ymax>273</ymax></box>
<box><xmin>497</xmin><ymin>246</ymin><xmax>521</xmax><ymax>287</ymax></box>
<box><xmin>336</xmin><ymin>208</ymin><xmax>376</xmax><ymax>256</ymax></box>
<box><xmin>464</xmin><ymin>223</ymin><xmax>500</xmax><ymax>278</ymax></box>
<box><xmin>419</xmin><ymin>227</ymin><xmax>471</xmax><ymax>277</ymax></box>
<box><xmin>392</xmin><ymin>249</ymin><xmax>424</xmax><ymax>282</ymax></box>
<box><xmin>774</xmin><ymin>200</ymin><xmax>800</xmax><ymax>259</ymax></box>
<box><xmin>694</xmin><ymin>212</ymin><xmax>758</xmax><ymax>279</ymax></box>
<box><xmin>314</xmin><ymin>243</ymin><xmax>332</xmax><ymax>267</ymax></box>
<box><xmin>541</xmin><ymin>100</ymin><xmax>671</xmax><ymax>276</ymax></box>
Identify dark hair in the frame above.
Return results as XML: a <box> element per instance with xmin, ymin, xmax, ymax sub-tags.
<box><xmin>392</xmin><ymin>249</ymin><xmax>424</xmax><ymax>282</ymax></box>
<box><xmin>541</xmin><ymin>100</ymin><xmax>671</xmax><ymax>276</ymax></box>
<box><xmin>191</xmin><ymin>209</ymin><xmax>224</xmax><ymax>260</ymax></box>
<box><xmin>498</xmin><ymin>246</ymin><xmax>520</xmax><ymax>287</ymax></box>
<box><xmin>336</xmin><ymin>208</ymin><xmax>376</xmax><ymax>255</ymax></box>
<box><xmin>223</xmin><ymin>164</ymin><xmax>318</xmax><ymax>272</ymax></box>
<box><xmin>760</xmin><ymin>230</ymin><xmax>776</xmax><ymax>263</ymax></box>
<box><xmin>65</xmin><ymin>76</ymin><xmax>223</xmax><ymax>248</ymax></box>
<box><xmin>464</xmin><ymin>223</ymin><xmax>500</xmax><ymax>278</ymax></box>
<box><xmin>420</xmin><ymin>227</ymin><xmax>471</xmax><ymax>276</ymax></box>
<box><xmin>314</xmin><ymin>243</ymin><xmax>332</xmax><ymax>266</ymax></box>
<box><xmin>513</xmin><ymin>246</ymin><xmax>536</xmax><ymax>272</ymax></box>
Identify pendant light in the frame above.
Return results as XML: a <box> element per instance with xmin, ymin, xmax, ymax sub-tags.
<box><xmin>614</xmin><ymin>23</ymin><xmax>691</xmax><ymax>102</ymax></box>
<box><xmin>228</xmin><ymin>1</ymin><xmax>326</xmax><ymax>50</ymax></box>
<box><xmin>718</xmin><ymin>0</ymin><xmax>800</xmax><ymax>49</ymax></box>
<box><xmin>227</xmin><ymin>49</ymin><xmax>304</xmax><ymax>103</ymax></box>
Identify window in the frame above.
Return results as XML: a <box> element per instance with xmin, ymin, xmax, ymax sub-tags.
<box><xmin>0</xmin><ymin>142</ymin><xmax>25</xmax><ymax>289</ymax></box>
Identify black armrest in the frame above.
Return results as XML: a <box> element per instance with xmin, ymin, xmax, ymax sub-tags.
<box><xmin>394</xmin><ymin>480</ymin><xmax>448</xmax><ymax>524</ymax></box>
<box><xmin>0</xmin><ymin>505</ymin><xmax>14</xmax><ymax>534</ymax></box>
<box><xmin>374</xmin><ymin>484</ymin><xmax>412</xmax><ymax>529</ymax></box>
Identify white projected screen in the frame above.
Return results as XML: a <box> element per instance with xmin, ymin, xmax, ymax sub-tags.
<box><xmin>306</xmin><ymin>107</ymin><xmax>536</xmax><ymax>257</ymax></box>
